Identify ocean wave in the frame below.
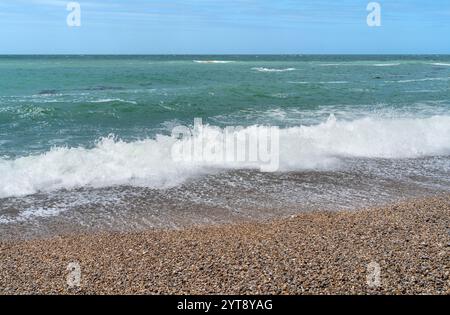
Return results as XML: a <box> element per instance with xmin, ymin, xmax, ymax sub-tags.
<box><xmin>318</xmin><ymin>63</ymin><xmax>400</xmax><ymax>67</ymax></box>
<box><xmin>317</xmin><ymin>63</ymin><xmax>343</xmax><ymax>67</ymax></box>
<box><xmin>89</xmin><ymin>98</ymin><xmax>138</xmax><ymax>104</ymax></box>
<box><xmin>0</xmin><ymin>207</ymin><xmax>66</xmax><ymax>224</ymax></box>
<box><xmin>1</xmin><ymin>115</ymin><xmax>449</xmax><ymax>199</ymax></box>
<box><xmin>386</xmin><ymin>77</ymin><xmax>450</xmax><ymax>83</ymax></box>
<box><xmin>288</xmin><ymin>81</ymin><xmax>348</xmax><ymax>84</ymax></box>
<box><xmin>37</xmin><ymin>90</ymin><xmax>59</xmax><ymax>95</ymax></box>
<box><xmin>0</xmin><ymin>105</ymin><xmax>55</xmax><ymax>119</ymax></box>
<box><xmin>84</xmin><ymin>86</ymin><xmax>125</xmax><ymax>91</ymax></box>
<box><xmin>252</xmin><ymin>67</ymin><xmax>296</xmax><ymax>72</ymax></box>
<box><xmin>373</xmin><ymin>63</ymin><xmax>400</xmax><ymax>67</ymax></box>
<box><xmin>405</xmin><ymin>89</ymin><xmax>442</xmax><ymax>93</ymax></box>
<box><xmin>430</xmin><ymin>63</ymin><xmax>450</xmax><ymax>67</ymax></box>
<box><xmin>193</xmin><ymin>60</ymin><xmax>234</xmax><ymax>64</ymax></box>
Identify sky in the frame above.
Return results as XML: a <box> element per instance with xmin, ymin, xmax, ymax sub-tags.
<box><xmin>0</xmin><ymin>0</ymin><xmax>449</xmax><ymax>54</ymax></box>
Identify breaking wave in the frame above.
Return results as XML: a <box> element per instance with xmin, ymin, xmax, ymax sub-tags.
<box><xmin>0</xmin><ymin>115</ymin><xmax>449</xmax><ymax>198</ymax></box>
<box><xmin>252</xmin><ymin>67</ymin><xmax>296</xmax><ymax>72</ymax></box>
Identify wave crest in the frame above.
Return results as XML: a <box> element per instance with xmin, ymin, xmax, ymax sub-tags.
<box><xmin>252</xmin><ymin>67</ymin><xmax>296</xmax><ymax>72</ymax></box>
<box><xmin>1</xmin><ymin>115</ymin><xmax>449</xmax><ymax>198</ymax></box>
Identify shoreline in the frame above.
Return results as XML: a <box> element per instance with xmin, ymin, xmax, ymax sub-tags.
<box><xmin>0</xmin><ymin>194</ymin><xmax>449</xmax><ymax>295</ymax></box>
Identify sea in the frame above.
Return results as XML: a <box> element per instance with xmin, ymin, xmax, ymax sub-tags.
<box><xmin>0</xmin><ymin>55</ymin><xmax>449</xmax><ymax>238</ymax></box>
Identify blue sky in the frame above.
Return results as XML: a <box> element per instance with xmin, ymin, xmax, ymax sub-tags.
<box><xmin>0</xmin><ymin>0</ymin><xmax>449</xmax><ymax>54</ymax></box>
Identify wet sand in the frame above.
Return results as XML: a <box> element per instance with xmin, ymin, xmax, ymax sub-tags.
<box><xmin>0</xmin><ymin>194</ymin><xmax>449</xmax><ymax>295</ymax></box>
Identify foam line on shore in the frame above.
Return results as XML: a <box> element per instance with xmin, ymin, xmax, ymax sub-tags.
<box><xmin>0</xmin><ymin>114</ymin><xmax>449</xmax><ymax>198</ymax></box>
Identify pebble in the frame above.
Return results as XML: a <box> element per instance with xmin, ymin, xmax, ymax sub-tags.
<box><xmin>0</xmin><ymin>194</ymin><xmax>449</xmax><ymax>295</ymax></box>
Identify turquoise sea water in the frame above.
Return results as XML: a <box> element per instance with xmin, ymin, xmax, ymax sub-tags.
<box><xmin>1</xmin><ymin>55</ymin><xmax>450</xmax><ymax>156</ymax></box>
<box><xmin>0</xmin><ymin>55</ymin><xmax>449</xmax><ymax>237</ymax></box>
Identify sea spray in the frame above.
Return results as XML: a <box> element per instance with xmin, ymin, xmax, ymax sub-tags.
<box><xmin>171</xmin><ymin>118</ymin><xmax>280</xmax><ymax>172</ymax></box>
<box><xmin>1</xmin><ymin>115</ymin><xmax>449</xmax><ymax>198</ymax></box>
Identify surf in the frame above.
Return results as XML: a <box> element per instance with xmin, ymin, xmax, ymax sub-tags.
<box><xmin>1</xmin><ymin>114</ymin><xmax>449</xmax><ymax>199</ymax></box>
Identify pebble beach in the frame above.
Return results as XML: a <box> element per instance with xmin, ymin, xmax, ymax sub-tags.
<box><xmin>0</xmin><ymin>194</ymin><xmax>449</xmax><ymax>295</ymax></box>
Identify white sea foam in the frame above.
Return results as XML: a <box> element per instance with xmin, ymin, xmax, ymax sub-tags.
<box><xmin>318</xmin><ymin>63</ymin><xmax>400</xmax><ymax>67</ymax></box>
<box><xmin>0</xmin><ymin>205</ymin><xmax>66</xmax><ymax>224</ymax></box>
<box><xmin>430</xmin><ymin>63</ymin><xmax>450</xmax><ymax>67</ymax></box>
<box><xmin>386</xmin><ymin>77</ymin><xmax>450</xmax><ymax>83</ymax></box>
<box><xmin>373</xmin><ymin>63</ymin><xmax>400</xmax><ymax>67</ymax></box>
<box><xmin>1</xmin><ymin>115</ymin><xmax>450</xmax><ymax>198</ymax></box>
<box><xmin>90</xmin><ymin>98</ymin><xmax>137</xmax><ymax>104</ymax></box>
<box><xmin>252</xmin><ymin>67</ymin><xmax>296</xmax><ymax>72</ymax></box>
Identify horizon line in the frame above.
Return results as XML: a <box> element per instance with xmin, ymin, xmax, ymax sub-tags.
<box><xmin>1</xmin><ymin>53</ymin><xmax>450</xmax><ymax>56</ymax></box>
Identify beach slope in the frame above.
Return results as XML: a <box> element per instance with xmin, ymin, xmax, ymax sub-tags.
<box><xmin>0</xmin><ymin>195</ymin><xmax>449</xmax><ymax>295</ymax></box>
